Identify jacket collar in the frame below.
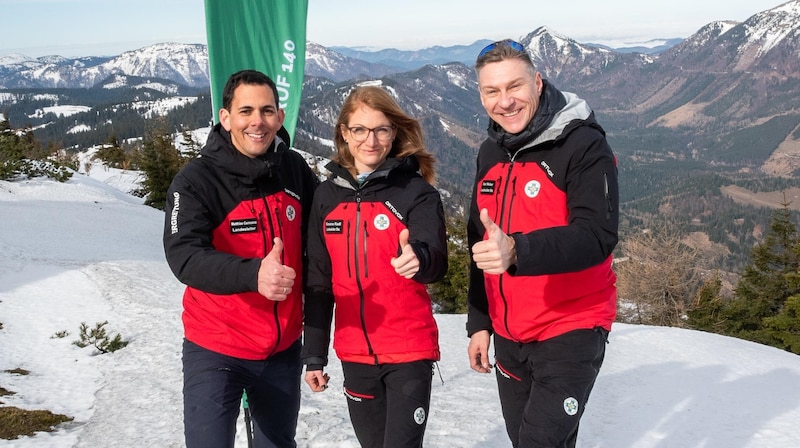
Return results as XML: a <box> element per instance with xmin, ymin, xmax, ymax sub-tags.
<box><xmin>327</xmin><ymin>156</ymin><xmax>420</xmax><ymax>190</ymax></box>
<box><xmin>199</xmin><ymin>123</ymin><xmax>285</xmax><ymax>181</ymax></box>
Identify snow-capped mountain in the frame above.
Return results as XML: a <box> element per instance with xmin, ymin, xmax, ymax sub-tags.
<box><xmin>0</xmin><ymin>43</ymin><xmax>208</xmax><ymax>89</ymax></box>
<box><xmin>614</xmin><ymin>0</ymin><xmax>800</xmax><ymax>125</ymax></box>
<box><xmin>98</xmin><ymin>43</ymin><xmax>209</xmax><ymax>87</ymax></box>
<box><xmin>304</xmin><ymin>42</ymin><xmax>399</xmax><ymax>82</ymax></box>
<box><xmin>0</xmin><ymin>41</ymin><xmax>404</xmax><ymax>89</ymax></box>
<box><xmin>661</xmin><ymin>0</ymin><xmax>800</xmax><ymax>74</ymax></box>
<box><xmin>518</xmin><ymin>26</ymin><xmax>651</xmax><ymax>82</ymax></box>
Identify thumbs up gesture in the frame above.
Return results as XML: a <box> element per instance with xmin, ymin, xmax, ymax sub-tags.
<box><xmin>391</xmin><ymin>228</ymin><xmax>420</xmax><ymax>279</ymax></box>
<box><xmin>257</xmin><ymin>237</ymin><xmax>296</xmax><ymax>301</ymax></box>
<box><xmin>471</xmin><ymin>209</ymin><xmax>517</xmax><ymax>275</ymax></box>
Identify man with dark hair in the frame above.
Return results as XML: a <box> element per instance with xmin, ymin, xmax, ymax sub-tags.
<box><xmin>164</xmin><ymin>69</ymin><xmax>317</xmax><ymax>448</ymax></box>
<box><xmin>466</xmin><ymin>40</ymin><xmax>619</xmax><ymax>448</ymax></box>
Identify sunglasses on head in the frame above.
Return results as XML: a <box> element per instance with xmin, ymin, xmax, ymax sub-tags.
<box><xmin>478</xmin><ymin>39</ymin><xmax>525</xmax><ymax>58</ymax></box>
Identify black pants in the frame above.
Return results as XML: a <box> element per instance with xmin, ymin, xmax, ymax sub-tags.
<box><xmin>493</xmin><ymin>328</ymin><xmax>608</xmax><ymax>448</ymax></box>
<box><xmin>182</xmin><ymin>338</ymin><xmax>302</xmax><ymax>448</ymax></box>
<box><xmin>341</xmin><ymin>360</ymin><xmax>434</xmax><ymax>448</ymax></box>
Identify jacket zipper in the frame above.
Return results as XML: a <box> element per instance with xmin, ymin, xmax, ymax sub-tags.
<box><xmin>260</xmin><ymin>196</ymin><xmax>282</xmax><ymax>356</ymax></box>
<box><xmin>498</xmin><ymin>161</ymin><xmax>517</xmax><ymax>340</ymax></box>
<box><xmin>274</xmin><ymin>206</ymin><xmax>285</xmax><ymax>263</ymax></box>
<box><xmin>353</xmin><ymin>192</ymin><xmax>376</xmax><ymax>361</ymax></box>
<box><xmin>362</xmin><ymin>220</ymin><xmax>369</xmax><ymax>278</ymax></box>
<box><xmin>346</xmin><ymin>219</ymin><xmax>352</xmax><ymax>278</ymax></box>
<box><xmin>604</xmin><ymin>172</ymin><xmax>614</xmax><ymax>219</ymax></box>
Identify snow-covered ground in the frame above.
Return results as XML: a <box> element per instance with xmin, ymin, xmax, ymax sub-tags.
<box><xmin>2</xmin><ymin>161</ymin><xmax>800</xmax><ymax>447</ymax></box>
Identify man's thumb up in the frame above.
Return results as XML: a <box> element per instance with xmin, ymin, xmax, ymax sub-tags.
<box><xmin>257</xmin><ymin>237</ymin><xmax>296</xmax><ymax>301</ymax></box>
<box><xmin>473</xmin><ymin>208</ymin><xmax>516</xmax><ymax>275</ymax></box>
<box><xmin>266</xmin><ymin>237</ymin><xmax>284</xmax><ymax>262</ymax></box>
<box><xmin>479</xmin><ymin>208</ymin><xmax>499</xmax><ymax>236</ymax></box>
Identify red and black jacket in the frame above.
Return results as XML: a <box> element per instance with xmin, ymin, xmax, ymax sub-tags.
<box><xmin>467</xmin><ymin>80</ymin><xmax>619</xmax><ymax>343</ymax></box>
<box><xmin>163</xmin><ymin>124</ymin><xmax>317</xmax><ymax>360</ymax></box>
<box><xmin>302</xmin><ymin>156</ymin><xmax>447</xmax><ymax>368</ymax></box>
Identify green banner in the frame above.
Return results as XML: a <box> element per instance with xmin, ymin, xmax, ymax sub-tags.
<box><xmin>204</xmin><ymin>0</ymin><xmax>308</xmax><ymax>143</ymax></box>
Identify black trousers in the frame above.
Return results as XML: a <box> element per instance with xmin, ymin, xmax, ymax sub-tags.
<box><xmin>182</xmin><ymin>338</ymin><xmax>302</xmax><ymax>448</ymax></box>
<box><xmin>493</xmin><ymin>328</ymin><xmax>608</xmax><ymax>448</ymax></box>
<box><xmin>341</xmin><ymin>360</ymin><xmax>434</xmax><ymax>448</ymax></box>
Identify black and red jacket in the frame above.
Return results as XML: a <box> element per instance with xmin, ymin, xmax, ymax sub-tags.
<box><xmin>163</xmin><ymin>124</ymin><xmax>317</xmax><ymax>360</ymax></box>
<box><xmin>302</xmin><ymin>156</ymin><xmax>447</xmax><ymax>368</ymax></box>
<box><xmin>467</xmin><ymin>80</ymin><xmax>619</xmax><ymax>343</ymax></box>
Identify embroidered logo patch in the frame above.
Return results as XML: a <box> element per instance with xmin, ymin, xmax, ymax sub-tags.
<box><xmin>563</xmin><ymin>397</ymin><xmax>579</xmax><ymax>416</ymax></box>
<box><xmin>525</xmin><ymin>180</ymin><xmax>541</xmax><ymax>198</ymax></box>
<box><xmin>373</xmin><ymin>214</ymin><xmax>390</xmax><ymax>231</ymax></box>
<box><xmin>230</xmin><ymin>219</ymin><xmax>258</xmax><ymax>234</ymax></box>
<box><xmin>325</xmin><ymin>220</ymin><xmax>343</xmax><ymax>234</ymax></box>
<box><xmin>285</xmin><ymin>205</ymin><xmax>296</xmax><ymax>222</ymax></box>
<box><xmin>413</xmin><ymin>407</ymin><xmax>426</xmax><ymax>425</ymax></box>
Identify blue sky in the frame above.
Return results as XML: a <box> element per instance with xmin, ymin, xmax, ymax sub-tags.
<box><xmin>0</xmin><ymin>0</ymin><xmax>788</xmax><ymax>57</ymax></box>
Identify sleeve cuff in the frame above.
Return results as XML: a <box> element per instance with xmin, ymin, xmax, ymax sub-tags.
<box><xmin>302</xmin><ymin>356</ymin><xmax>328</xmax><ymax>369</ymax></box>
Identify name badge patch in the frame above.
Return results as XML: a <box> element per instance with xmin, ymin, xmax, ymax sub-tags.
<box><xmin>481</xmin><ymin>180</ymin><xmax>496</xmax><ymax>195</ymax></box>
<box><xmin>230</xmin><ymin>219</ymin><xmax>258</xmax><ymax>234</ymax></box>
<box><xmin>325</xmin><ymin>220</ymin><xmax>344</xmax><ymax>234</ymax></box>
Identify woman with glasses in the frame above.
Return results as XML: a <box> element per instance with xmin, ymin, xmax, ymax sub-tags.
<box><xmin>302</xmin><ymin>85</ymin><xmax>447</xmax><ymax>448</ymax></box>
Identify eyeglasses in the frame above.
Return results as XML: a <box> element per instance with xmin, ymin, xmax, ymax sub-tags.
<box><xmin>345</xmin><ymin>125</ymin><xmax>395</xmax><ymax>142</ymax></box>
<box><xmin>477</xmin><ymin>39</ymin><xmax>525</xmax><ymax>58</ymax></box>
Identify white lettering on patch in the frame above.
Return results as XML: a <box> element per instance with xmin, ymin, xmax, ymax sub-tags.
<box><xmin>170</xmin><ymin>192</ymin><xmax>180</xmax><ymax>234</ymax></box>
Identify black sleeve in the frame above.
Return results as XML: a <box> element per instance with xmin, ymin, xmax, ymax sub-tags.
<box><xmin>301</xmin><ymin>183</ymin><xmax>334</xmax><ymax>368</ymax></box>
<box><xmin>162</xmin><ymin>164</ymin><xmax>261</xmax><ymax>294</ymax></box>
<box><xmin>466</xmin><ymin>149</ymin><xmax>493</xmax><ymax>337</ymax></box>
<box><xmin>408</xmin><ymin>184</ymin><xmax>448</xmax><ymax>284</ymax></box>
<box><xmin>512</xmin><ymin>129</ymin><xmax>619</xmax><ymax>276</ymax></box>
<box><xmin>284</xmin><ymin>149</ymin><xmax>320</xmax><ymax>286</ymax></box>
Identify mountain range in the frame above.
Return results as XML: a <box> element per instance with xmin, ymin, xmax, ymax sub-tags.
<box><xmin>2</xmin><ymin>2</ymin><xmax>797</xmax><ymax>163</ymax></box>
<box><xmin>0</xmin><ymin>35</ymin><xmax>675</xmax><ymax>89</ymax></box>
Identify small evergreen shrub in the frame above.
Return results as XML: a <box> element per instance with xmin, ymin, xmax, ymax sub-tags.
<box><xmin>72</xmin><ymin>321</ymin><xmax>129</xmax><ymax>354</ymax></box>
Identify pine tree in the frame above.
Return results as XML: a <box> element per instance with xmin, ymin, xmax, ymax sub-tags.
<box><xmin>429</xmin><ymin>213</ymin><xmax>470</xmax><ymax>314</ymax></box>
<box><xmin>0</xmin><ymin>119</ymin><xmax>72</xmax><ymax>182</ymax></box>
<box><xmin>94</xmin><ymin>133</ymin><xmax>128</xmax><ymax>168</ymax></box>
<box><xmin>687</xmin><ymin>272</ymin><xmax>726</xmax><ymax>333</ymax></box>
<box><xmin>0</xmin><ymin>118</ymin><xmax>26</xmax><ymax>179</ymax></box>
<box><xmin>178</xmin><ymin>127</ymin><xmax>201</xmax><ymax>160</ymax></box>
<box><xmin>763</xmin><ymin>293</ymin><xmax>800</xmax><ymax>354</ymax></box>
<box><xmin>721</xmin><ymin>199</ymin><xmax>800</xmax><ymax>349</ymax></box>
<box><xmin>761</xmin><ymin>266</ymin><xmax>800</xmax><ymax>354</ymax></box>
<box><xmin>135</xmin><ymin>119</ymin><xmax>186</xmax><ymax>210</ymax></box>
